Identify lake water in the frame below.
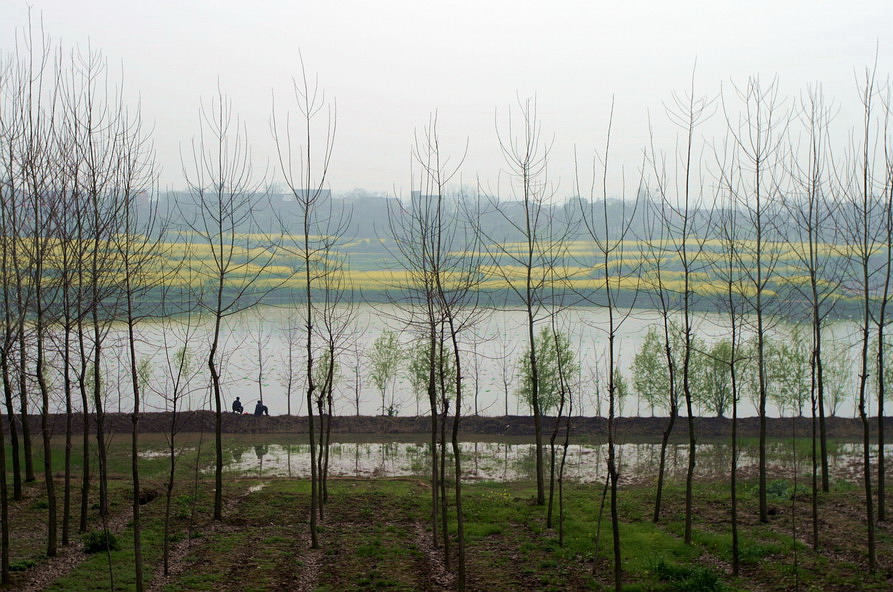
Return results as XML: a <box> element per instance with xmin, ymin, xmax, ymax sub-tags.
<box><xmin>86</xmin><ymin>303</ymin><xmax>865</xmax><ymax>419</ymax></box>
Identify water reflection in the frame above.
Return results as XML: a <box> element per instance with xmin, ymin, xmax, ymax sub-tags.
<box><xmin>204</xmin><ymin>440</ymin><xmax>892</xmax><ymax>484</ymax></box>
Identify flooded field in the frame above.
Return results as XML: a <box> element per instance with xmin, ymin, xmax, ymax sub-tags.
<box><xmin>143</xmin><ymin>436</ymin><xmax>892</xmax><ymax>486</ymax></box>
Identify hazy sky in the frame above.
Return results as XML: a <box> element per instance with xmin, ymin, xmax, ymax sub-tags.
<box><xmin>2</xmin><ymin>1</ymin><xmax>891</xmax><ymax>197</ymax></box>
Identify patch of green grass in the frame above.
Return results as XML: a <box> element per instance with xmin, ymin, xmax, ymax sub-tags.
<box><xmin>9</xmin><ymin>558</ymin><xmax>38</xmax><ymax>572</ymax></box>
<box><xmin>650</xmin><ymin>558</ymin><xmax>726</xmax><ymax>592</ymax></box>
<box><xmin>356</xmin><ymin>536</ymin><xmax>385</xmax><ymax>558</ymax></box>
<box><xmin>464</xmin><ymin>522</ymin><xmax>503</xmax><ymax>538</ymax></box>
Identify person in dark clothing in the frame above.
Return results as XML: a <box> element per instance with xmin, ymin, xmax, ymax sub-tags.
<box><xmin>232</xmin><ymin>397</ymin><xmax>243</xmax><ymax>414</ymax></box>
<box><xmin>254</xmin><ymin>400</ymin><xmax>269</xmax><ymax>416</ymax></box>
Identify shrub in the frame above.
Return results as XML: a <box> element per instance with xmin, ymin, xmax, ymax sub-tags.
<box><xmin>82</xmin><ymin>530</ymin><xmax>120</xmax><ymax>553</ymax></box>
<box><xmin>175</xmin><ymin>494</ymin><xmax>195</xmax><ymax>519</ymax></box>
<box><xmin>763</xmin><ymin>479</ymin><xmax>809</xmax><ymax>501</ymax></box>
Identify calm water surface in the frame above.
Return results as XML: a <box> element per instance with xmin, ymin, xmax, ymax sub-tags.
<box><xmin>154</xmin><ymin>440</ymin><xmax>891</xmax><ymax>485</ymax></box>
<box><xmin>102</xmin><ymin>303</ymin><xmax>866</xmax><ymax>418</ymax></box>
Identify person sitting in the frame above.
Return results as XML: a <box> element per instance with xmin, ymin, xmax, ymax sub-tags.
<box><xmin>232</xmin><ymin>397</ymin><xmax>243</xmax><ymax>414</ymax></box>
<box><xmin>254</xmin><ymin>400</ymin><xmax>269</xmax><ymax>416</ymax></box>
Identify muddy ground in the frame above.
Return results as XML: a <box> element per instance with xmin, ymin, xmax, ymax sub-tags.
<box><xmin>18</xmin><ymin>411</ymin><xmax>892</xmax><ymax>440</ymax></box>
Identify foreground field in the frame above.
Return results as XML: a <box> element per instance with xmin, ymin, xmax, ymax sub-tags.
<box><xmin>4</xmin><ymin>432</ymin><xmax>893</xmax><ymax>591</ymax></box>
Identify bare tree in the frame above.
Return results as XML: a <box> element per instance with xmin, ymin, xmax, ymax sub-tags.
<box><xmin>0</xmin><ymin>369</ymin><xmax>8</xmax><ymax>582</ymax></box>
<box><xmin>723</xmin><ymin>76</ymin><xmax>788</xmax><ymax>523</ymax></box>
<box><xmin>313</xmin><ymin>243</ymin><xmax>356</xmax><ymax>512</ymax></box>
<box><xmin>639</xmin><ymin>200</ymin><xmax>680</xmax><ymax>525</ymax></box>
<box><xmin>8</xmin><ymin>18</ymin><xmax>64</xmax><ymax>556</ymax></box>
<box><xmin>578</xmin><ymin>101</ymin><xmax>642</xmax><ymax>591</ymax></box>
<box><xmin>495</xmin><ymin>327</ymin><xmax>517</xmax><ymax>416</ymax></box>
<box><xmin>279</xmin><ymin>314</ymin><xmax>301</xmax><ymax>415</ymax></box>
<box><xmin>387</xmin><ymin>112</ymin><xmax>469</xmax><ymax>572</ymax></box>
<box><xmin>712</xmin><ymin>135</ymin><xmax>748</xmax><ymax>574</ymax></box>
<box><xmin>840</xmin><ymin>66</ymin><xmax>883</xmax><ymax>572</ymax></box>
<box><xmin>183</xmin><ymin>86</ymin><xmax>274</xmax><ymax>521</ymax></box>
<box><xmin>0</xmin><ymin>42</ymin><xmax>24</xmax><ymax>509</ymax></box>
<box><xmin>877</xmin><ymin>81</ymin><xmax>893</xmax><ymax>522</ymax></box>
<box><xmin>545</xmin><ymin>309</ymin><xmax>575</xmax><ymax>529</ymax></box>
<box><xmin>110</xmin><ymin>97</ymin><xmax>160</xmax><ymax>592</ymax></box>
<box><xmin>480</xmin><ymin>96</ymin><xmax>568</xmax><ymax>505</ymax></box>
<box><xmin>271</xmin><ymin>55</ymin><xmax>338</xmax><ymax>548</ymax></box>
<box><xmin>151</xmin><ymin>290</ymin><xmax>203</xmax><ymax>576</ymax></box>
<box><xmin>52</xmin><ymin>98</ymin><xmax>84</xmax><ymax>548</ymax></box>
<box><xmin>69</xmin><ymin>45</ymin><xmax>134</xmax><ymax>523</ymax></box>
<box><xmin>437</xmin><ymin>190</ymin><xmax>481</xmax><ymax>592</ymax></box>
<box><xmin>646</xmin><ymin>70</ymin><xmax>714</xmax><ymax>544</ymax></box>
<box><xmin>0</xmin><ymin>51</ymin><xmax>13</xmax><ymax>584</ymax></box>
<box><xmin>555</xmin><ymin>324</ymin><xmax>574</xmax><ymax>548</ymax></box>
<box><xmin>783</xmin><ymin>85</ymin><xmax>841</xmax><ymax>545</ymax></box>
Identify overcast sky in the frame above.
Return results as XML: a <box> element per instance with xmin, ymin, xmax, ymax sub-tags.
<box><xmin>2</xmin><ymin>1</ymin><xmax>891</xmax><ymax>198</ymax></box>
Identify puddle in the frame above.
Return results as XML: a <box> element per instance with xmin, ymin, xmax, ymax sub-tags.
<box><xmin>194</xmin><ymin>441</ymin><xmax>893</xmax><ymax>485</ymax></box>
<box><xmin>137</xmin><ymin>447</ymin><xmax>196</xmax><ymax>459</ymax></box>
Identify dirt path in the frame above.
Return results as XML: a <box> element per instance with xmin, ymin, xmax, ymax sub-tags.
<box><xmin>147</xmin><ymin>485</ymin><xmax>255</xmax><ymax>592</ymax></box>
<box><xmin>18</xmin><ymin>509</ymin><xmax>136</xmax><ymax>592</ymax></box>
<box><xmin>289</xmin><ymin>533</ymin><xmax>322</xmax><ymax>592</ymax></box>
<box><xmin>413</xmin><ymin>522</ymin><xmax>455</xmax><ymax>591</ymax></box>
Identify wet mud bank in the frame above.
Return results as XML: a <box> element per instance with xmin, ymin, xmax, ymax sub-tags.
<box><xmin>18</xmin><ymin>411</ymin><xmax>893</xmax><ymax>441</ymax></box>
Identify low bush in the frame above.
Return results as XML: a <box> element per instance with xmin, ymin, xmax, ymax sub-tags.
<box><xmin>81</xmin><ymin>530</ymin><xmax>120</xmax><ymax>554</ymax></box>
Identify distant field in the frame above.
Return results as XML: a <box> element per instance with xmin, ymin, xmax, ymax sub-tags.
<box><xmin>130</xmin><ymin>234</ymin><xmax>860</xmax><ymax>308</ymax></box>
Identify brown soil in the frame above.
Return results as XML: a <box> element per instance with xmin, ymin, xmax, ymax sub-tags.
<box><xmin>21</xmin><ymin>411</ymin><xmax>891</xmax><ymax>440</ymax></box>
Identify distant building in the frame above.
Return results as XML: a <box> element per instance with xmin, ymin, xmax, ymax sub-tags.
<box><xmin>277</xmin><ymin>189</ymin><xmax>331</xmax><ymax>203</ymax></box>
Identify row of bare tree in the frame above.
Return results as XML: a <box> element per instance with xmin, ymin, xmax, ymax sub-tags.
<box><xmin>3</xmin><ymin>16</ymin><xmax>893</xmax><ymax>591</ymax></box>
<box><xmin>0</xmin><ymin>18</ymin><xmax>165</xmax><ymax>589</ymax></box>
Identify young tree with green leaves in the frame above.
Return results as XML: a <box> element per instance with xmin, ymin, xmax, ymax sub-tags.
<box><xmin>408</xmin><ymin>341</ymin><xmax>455</xmax><ymax>415</ymax></box>
<box><xmin>613</xmin><ymin>366</ymin><xmax>630</xmax><ymax>417</ymax></box>
<box><xmin>700</xmin><ymin>339</ymin><xmax>733</xmax><ymax>418</ymax></box>
<box><xmin>631</xmin><ymin>327</ymin><xmax>669</xmax><ymax>418</ymax></box>
<box><xmin>767</xmin><ymin>329</ymin><xmax>811</xmax><ymax>416</ymax></box>
<box><xmin>516</xmin><ymin>326</ymin><xmax>579</xmax><ymax>416</ymax></box>
<box><xmin>370</xmin><ymin>331</ymin><xmax>403</xmax><ymax>416</ymax></box>
<box><xmin>517</xmin><ymin>321</ymin><xmax>579</xmax><ymax>529</ymax></box>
